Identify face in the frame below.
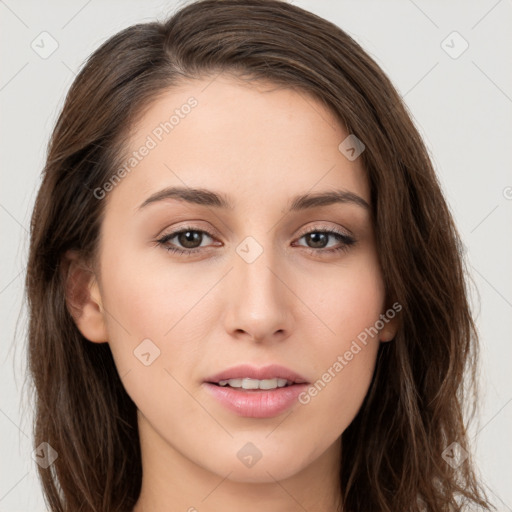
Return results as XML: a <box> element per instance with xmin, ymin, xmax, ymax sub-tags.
<box><xmin>73</xmin><ymin>74</ymin><xmax>398</xmax><ymax>485</ymax></box>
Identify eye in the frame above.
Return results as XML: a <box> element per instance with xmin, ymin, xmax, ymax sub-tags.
<box><xmin>156</xmin><ymin>225</ymin><xmax>356</xmax><ymax>257</ymax></box>
<box><xmin>293</xmin><ymin>226</ymin><xmax>356</xmax><ymax>255</ymax></box>
<box><xmin>156</xmin><ymin>227</ymin><xmax>218</xmax><ymax>256</ymax></box>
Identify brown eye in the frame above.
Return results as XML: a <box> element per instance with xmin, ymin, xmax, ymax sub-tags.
<box><xmin>293</xmin><ymin>228</ymin><xmax>355</xmax><ymax>254</ymax></box>
<box><xmin>157</xmin><ymin>227</ymin><xmax>217</xmax><ymax>255</ymax></box>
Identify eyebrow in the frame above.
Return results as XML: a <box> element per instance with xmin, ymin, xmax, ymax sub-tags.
<box><xmin>138</xmin><ymin>186</ymin><xmax>370</xmax><ymax>212</ymax></box>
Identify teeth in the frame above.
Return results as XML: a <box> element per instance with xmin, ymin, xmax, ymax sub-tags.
<box><xmin>242</xmin><ymin>377</ymin><xmax>260</xmax><ymax>389</ymax></box>
<box><xmin>217</xmin><ymin>377</ymin><xmax>290</xmax><ymax>390</ymax></box>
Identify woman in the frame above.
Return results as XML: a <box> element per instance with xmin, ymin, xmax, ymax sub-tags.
<box><xmin>25</xmin><ymin>0</ymin><xmax>494</xmax><ymax>510</ymax></box>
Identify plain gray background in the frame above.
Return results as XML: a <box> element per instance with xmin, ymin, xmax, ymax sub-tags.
<box><xmin>1</xmin><ymin>0</ymin><xmax>511</xmax><ymax>510</ymax></box>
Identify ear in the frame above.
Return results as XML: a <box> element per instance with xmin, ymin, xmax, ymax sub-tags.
<box><xmin>63</xmin><ymin>249</ymin><xmax>108</xmax><ymax>343</ymax></box>
<box><xmin>379</xmin><ymin>302</ymin><xmax>402</xmax><ymax>343</ymax></box>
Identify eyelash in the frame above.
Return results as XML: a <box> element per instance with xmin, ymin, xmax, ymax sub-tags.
<box><xmin>156</xmin><ymin>225</ymin><xmax>356</xmax><ymax>257</ymax></box>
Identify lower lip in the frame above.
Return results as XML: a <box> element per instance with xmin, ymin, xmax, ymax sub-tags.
<box><xmin>203</xmin><ymin>382</ymin><xmax>308</xmax><ymax>418</ymax></box>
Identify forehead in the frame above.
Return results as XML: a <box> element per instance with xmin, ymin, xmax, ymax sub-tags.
<box><xmin>108</xmin><ymin>74</ymin><xmax>369</xmax><ymax>212</ymax></box>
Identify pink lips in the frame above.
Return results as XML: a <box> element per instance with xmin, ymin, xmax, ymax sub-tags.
<box><xmin>203</xmin><ymin>364</ymin><xmax>309</xmax><ymax>419</ymax></box>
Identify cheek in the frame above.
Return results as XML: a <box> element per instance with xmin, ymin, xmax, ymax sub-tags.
<box><xmin>298</xmin><ymin>250</ymin><xmax>385</xmax><ymax>347</ymax></box>
<box><xmin>294</xmin><ymin>284</ymin><xmax>382</xmax><ymax>446</ymax></box>
<box><xmin>296</xmin><ymin>342</ymin><xmax>378</xmax><ymax>452</ymax></box>
<box><xmin>97</xmin><ymin>254</ymin><xmax>206</xmax><ymax>424</ymax></box>
<box><xmin>97</xmin><ymin>245</ymin><xmax>224</xmax><ymax>419</ymax></box>
<box><xmin>292</xmin><ymin>253</ymin><xmax>384</xmax><ymax>425</ymax></box>
<box><xmin>99</xmin><ymin>245</ymin><xmax>211</xmax><ymax>342</ymax></box>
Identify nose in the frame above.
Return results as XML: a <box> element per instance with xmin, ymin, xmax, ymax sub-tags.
<box><xmin>222</xmin><ymin>240</ymin><xmax>294</xmax><ymax>344</ymax></box>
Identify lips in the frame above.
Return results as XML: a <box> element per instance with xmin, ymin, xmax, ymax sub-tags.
<box><xmin>203</xmin><ymin>364</ymin><xmax>310</xmax><ymax>418</ymax></box>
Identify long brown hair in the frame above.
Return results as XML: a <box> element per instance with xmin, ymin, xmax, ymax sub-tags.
<box><xmin>25</xmin><ymin>1</ymin><xmax>493</xmax><ymax>510</ymax></box>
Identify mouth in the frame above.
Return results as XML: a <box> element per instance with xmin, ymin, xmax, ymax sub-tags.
<box><xmin>209</xmin><ymin>377</ymin><xmax>301</xmax><ymax>391</ymax></box>
<box><xmin>203</xmin><ymin>364</ymin><xmax>310</xmax><ymax>418</ymax></box>
<box><xmin>204</xmin><ymin>363</ymin><xmax>309</xmax><ymax>389</ymax></box>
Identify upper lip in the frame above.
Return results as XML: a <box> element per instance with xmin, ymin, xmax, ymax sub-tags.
<box><xmin>205</xmin><ymin>364</ymin><xmax>309</xmax><ymax>384</ymax></box>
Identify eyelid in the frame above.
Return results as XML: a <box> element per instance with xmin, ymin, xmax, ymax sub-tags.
<box><xmin>156</xmin><ymin>221</ymin><xmax>220</xmax><ymax>240</ymax></box>
<box><xmin>295</xmin><ymin>222</ymin><xmax>353</xmax><ymax>239</ymax></box>
<box><xmin>156</xmin><ymin>226</ymin><xmax>218</xmax><ymax>249</ymax></box>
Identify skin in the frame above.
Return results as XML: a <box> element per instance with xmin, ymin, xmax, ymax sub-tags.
<box><xmin>67</xmin><ymin>74</ymin><xmax>398</xmax><ymax>512</ymax></box>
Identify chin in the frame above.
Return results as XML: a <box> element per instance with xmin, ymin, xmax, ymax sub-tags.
<box><xmin>220</xmin><ymin>462</ymin><xmax>304</xmax><ymax>484</ymax></box>
<box><xmin>199</xmin><ymin>444</ymin><xmax>311</xmax><ymax>484</ymax></box>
